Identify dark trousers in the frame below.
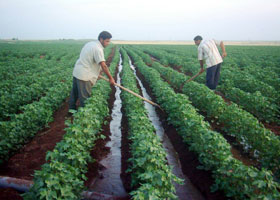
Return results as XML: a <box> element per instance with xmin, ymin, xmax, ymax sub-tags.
<box><xmin>206</xmin><ymin>63</ymin><xmax>221</xmax><ymax>90</ymax></box>
<box><xmin>69</xmin><ymin>77</ymin><xmax>93</xmax><ymax>110</ymax></box>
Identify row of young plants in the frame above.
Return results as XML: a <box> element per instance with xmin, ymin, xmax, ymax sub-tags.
<box><xmin>120</xmin><ymin>48</ymin><xmax>181</xmax><ymax>199</ymax></box>
<box><xmin>23</xmin><ymin>48</ymin><xmax>119</xmax><ymax>200</ymax></box>
<box><xmin>143</xmin><ymin>58</ymin><xmax>280</xmax><ymax>180</ymax></box>
<box><xmin>0</xmin><ymin>69</ymin><xmax>73</xmax><ymax>163</ymax></box>
<box><xmin>217</xmin><ymin>79</ymin><xmax>280</xmax><ymax>123</ymax></box>
<box><xmin>241</xmin><ymin>64</ymin><xmax>280</xmax><ymax>92</ymax></box>
<box><xmin>219</xmin><ymin>66</ymin><xmax>280</xmax><ymax>105</ymax></box>
<box><xmin>0</xmin><ymin>41</ymin><xmax>82</xmax><ymax>61</ymax></box>
<box><xmin>136</xmin><ymin>44</ymin><xmax>280</xmax><ymax>85</ymax></box>
<box><xmin>150</xmin><ymin>45</ymin><xmax>280</xmax><ymax>104</ymax></box>
<box><xmin>193</xmin><ymin>65</ymin><xmax>280</xmax><ymax>123</ymax></box>
<box><xmin>0</xmin><ymin>43</ymin><xmax>81</xmax><ymax>81</ymax></box>
<box><xmin>129</xmin><ymin>46</ymin><xmax>280</xmax><ymax>124</ymax></box>
<box><xmin>221</xmin><ymin>45</ymin><xmax>280</xmax><ymax>77</ymax></box>
<box><xmin>0</xmin><ymin>43</ymin><xmax>113</xmax><ymax>160</ymax></box>
<box><xmin>0</xmin><ymin>64</ymin><xmax>73</xmax><ymax>120</ymax></box>
<box><xmin>0</xmin><ymin>59</ymin><xmax>65</xmax><ymax>94</ymax></box>
<box><xmin>125</xmin><ymin>48</ymin><xmax>280</xmax><ymax>199</ymax></box>
<box><xmin>0</xmin><ymin>57</ymin><xmax>52</xmax><ymax>83</ymax></box>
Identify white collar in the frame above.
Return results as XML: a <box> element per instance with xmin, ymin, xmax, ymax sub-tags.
<box><xmin>97</xmin><ymin>40</ymin><xmax>104</xmax><ymax>50</ymax></box>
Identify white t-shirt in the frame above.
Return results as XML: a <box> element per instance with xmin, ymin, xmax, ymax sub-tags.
<box><xmin>73</xmin><ymin>41</ymin><xmax>105</xmax><ymax>85</ymax></box>
<box><xmin>197</xmin><ymin>39</ymin><xmax>223</xmax><ymax>68</ymax></box>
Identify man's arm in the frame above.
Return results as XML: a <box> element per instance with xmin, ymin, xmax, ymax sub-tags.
<box><xmin>197</xmin><ymin>46</ymin><xmax>205</xmax><ymax>74</ymax></box>
<box><xmin>199</xmin><ymin>60</ymin><xmax>204</xmax><ymax>74</ymax></box>
<box><xmin>100</xmin><ymin>61</ymin><xmax>115</xmax><ymax>85</ymax></box>
<box><xmin>219</xmin><ymin>41</ymin><xmax>227</xmax><ymax>58</ymax></box>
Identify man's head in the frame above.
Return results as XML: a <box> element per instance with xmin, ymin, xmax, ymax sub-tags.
<box><xmin>194</xmin><ymin>35</ymin><xmax>203</xmax><ymax>46</ymax></box>
<box><xmin>98</xmin><ymin>31</ymin><xmax>112</xmax><ymax>48</ymax></box>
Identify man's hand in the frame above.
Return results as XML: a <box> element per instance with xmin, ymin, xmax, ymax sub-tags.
<box><xmin>109</xmin><ymin>77</ymin><xmax>116</xmax><ymax>85</ymax></box>
<box><xmin>220</xmin><ymin>41</ymin><xmax>227</xmax><ymax>58</ymax></box>
<box><xmin>199</xmin><ymin>68</ymin><xmax>205</xmax><ymax>74</ymax></box>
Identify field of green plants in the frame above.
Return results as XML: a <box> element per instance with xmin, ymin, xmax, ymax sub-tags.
<box><xmin>0</xmin><ymin>40</ymin><xmax>279</xmax><ymax>200</ymax></box>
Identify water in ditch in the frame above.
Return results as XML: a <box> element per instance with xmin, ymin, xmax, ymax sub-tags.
<box><xmin>128</xmin><ymin>59</ymin><xmax>205</xmax><ymax>200</ymax></box>
<box><xmin>89</xmin><ymin>54</ymin><xmax>127</xmax><ymax>198</ymax></box>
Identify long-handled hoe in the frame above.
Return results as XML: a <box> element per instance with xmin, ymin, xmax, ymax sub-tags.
<box><xmin>99</xmin><ymin>75</ymin><xmax>162</xmax><ymax>110</ymax></box>
<box><xmin>179</xmin><ymin>71</ymin><xmax>205</xmax><ymax>90</ymax></box>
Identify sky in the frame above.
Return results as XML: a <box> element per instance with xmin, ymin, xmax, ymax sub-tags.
<box><xmin>0</xmin><ymin>0</ymin><xmax>280</xmax><ymax>41</ymax></box>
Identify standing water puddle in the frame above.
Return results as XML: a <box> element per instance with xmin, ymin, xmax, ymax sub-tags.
<box><xmin>129</xmin><ymin>59</ymin><xmax>204</xmax><ymax>200</ymax></box>
<box><xmin>89</xmin><ymin>54</ymin><xmax>127</xmax><ymax>197</ymax></box>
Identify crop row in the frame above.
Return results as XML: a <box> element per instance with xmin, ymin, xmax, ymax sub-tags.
<box><xmin>129</xmin><ymin>46</ymin><xmax>280</xmax><ymax>123</ymax></box>
<box><xmin>144</xmin><ymin>45</ymin><xmax>280</xmax><ymax>103</ymax></box>
<box><xmin>120</xmin><ymin>48</ymin><xmax>181</xmax><ymax>199</ymax></box>
<box><xmin>0</xmin><ymin>64</ymin><xmax>73</xmax><ymax>120</ymax></box>
<box><xmin>0</xmin><ymin>59</ymin><xmax>64</xmax><ymax>94</ymax></box>
<box><xmin>138</xmin><ymin>55</ymin><xmax>280</xmax><ymax>179</ymax></box>
<box><xmin>125</xmin><ymin>48</ymin><xmax>280</xmax><ymax>199</ymax></box>
<box><xmin>23</xmin><ymin>48</ymin><xmax>119</xmax><ymax>200</ymax></box>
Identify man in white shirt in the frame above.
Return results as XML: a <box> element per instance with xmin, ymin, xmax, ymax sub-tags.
<box><xmin>194</xmin><ymin>35</ymin><xmax>227</xmax><ymax>90</ymax></box>
<box><xmin>69</xmin><ymin>31</ymin><xmax>115</xmax><ymax>111</ymax></box>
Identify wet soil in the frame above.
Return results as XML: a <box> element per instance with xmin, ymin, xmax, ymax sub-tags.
<box><xmin>87</xmin><ymin>55</ymin><xmax>128</xmax><ymax>198</ymax></box>
<box><xmin>84</xmin><ymin>57</ymin><xmax>118</xmax><ymax>187</ymax></box>
<box><xmin>129</xmin><ymin>60</ymin><xmax>204</xmax><ymax>199</ymax></box>
<box><xmin>120</xmin><ymin>106</ymin><xmax>133</xmax><ymax>195</ymax></box>
<box><xmin>133</xmin><ymin>62</ymin><xmax>229</xmax><ymax>200</ymax></box>
<box><xmin>84</xmin><ymin>115</ymin><xmax>112</xmax><ymax>188</ymax></box>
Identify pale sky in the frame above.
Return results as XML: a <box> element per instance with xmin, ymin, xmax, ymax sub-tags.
<box><xmin>0</xmin><ymin>0</ymin><xmax>280</xmax><ymax>41</ymax></box>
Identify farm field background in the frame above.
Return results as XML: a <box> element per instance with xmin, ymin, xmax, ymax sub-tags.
<box><xmin>0</xmin><ymin>40</ymin><xmax>280</xmax><ymax>199</ymax></box>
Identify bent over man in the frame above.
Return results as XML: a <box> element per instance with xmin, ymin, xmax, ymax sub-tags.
<box><xmin>69</xmin><ymin>31</ymin><xmax>115</xmax><ymax>111</ymax></box>
<box><xmin>194</xmin><ymin>35</ymin><xmax>227</xmax><ymax>90</ymax></box>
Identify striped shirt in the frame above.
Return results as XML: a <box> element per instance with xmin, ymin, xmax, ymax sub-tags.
<box><xmin>73</xmin><ymin>41</ymin><xmax>105</xmax><ymax>85</ymax></box>
<box><xmin>197</xmin><ymin>39</ymin><xmax>223</xmax><ymax>68</ymax></box>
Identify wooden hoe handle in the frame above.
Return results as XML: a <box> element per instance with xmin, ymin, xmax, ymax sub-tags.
<box><xmin>99</xmin><ymin>75</ymin><xmax>162</xmax><ymax>109</ymax></box>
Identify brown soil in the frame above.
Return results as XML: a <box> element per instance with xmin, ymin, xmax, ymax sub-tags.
<box><xmin>214</xmin><ymin>91</ymin><xmax>232</xmax><ymax>105</ymax></box>
<box><xmin>84</xmin><ymin>115</ymin><xmax>112</xmax><ymax>188</ymax></box>
<box><xmin>204</xmin><ymin>115</ymin><xmax>259</xmax><ymax>167</ymax></box>
<box><xmin>263</xmin><ymin>122</ymin><xmax>280</xmax><ymax>136</ymax></box>
<box><xmin>0</xmin><ymin>188</ymin><xmax>23</xmax><ymax>200</ymax></box>
<box><xmin>134</xmin><ymin>65</ymin><xmax>228</xmax><ymax>200</ymax></box>
<box><xmin>173</xmin><ymin>65</ymin><xmax>183</xmax><ymax>73</ymax></box>
<box><xmin>0</xmin><ymin>98</ymin><xmax>70</xmax><ymax>199</ymax></box>
<box><xmin>149</xmin><ymin>55</ymin><xmax>159</xmax><ymax>62</ymax></box>
<box><xmin>185</xmin><ymin>71</ymin><xmax>193</xmax><ymax>77</ymax></box>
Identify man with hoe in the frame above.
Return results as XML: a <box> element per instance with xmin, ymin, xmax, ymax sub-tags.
<box><xmin>69</xmin><ymin>31</ymin><xmax>115</xmax><ymax>113</ymax></box>
<box><xmin>194</xmin><ymin>35</ymin><xmax>227</xmax><ymax>91</ymax></box>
